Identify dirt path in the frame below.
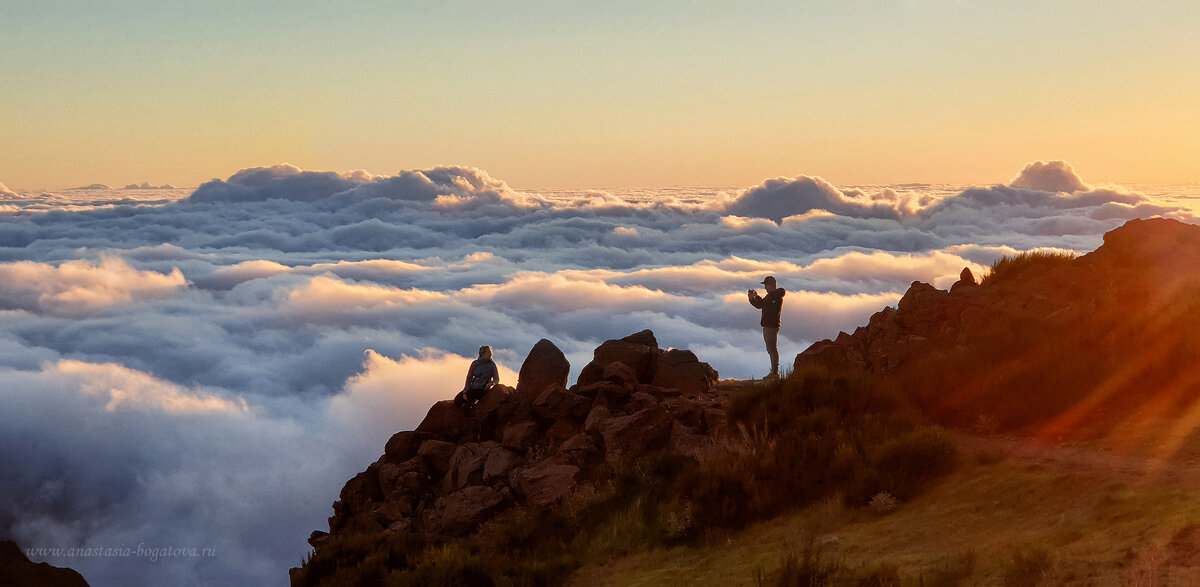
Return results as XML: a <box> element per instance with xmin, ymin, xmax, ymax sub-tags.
<box><xmin>958</xmin><ymin>432</ymin><xmax>1200</xmax><ymax>485</ymax></box>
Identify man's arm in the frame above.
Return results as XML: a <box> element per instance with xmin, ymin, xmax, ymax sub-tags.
<box><xmin>748</xmin><ymin>290</ymin><xmax>764</xmax><ymax>309</ymax></box>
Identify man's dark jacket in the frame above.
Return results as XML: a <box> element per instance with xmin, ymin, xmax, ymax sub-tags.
<box><xmin>750</xmin><ymin>289</ymin><xmax>786</xmax><ymax>328</ymax></box>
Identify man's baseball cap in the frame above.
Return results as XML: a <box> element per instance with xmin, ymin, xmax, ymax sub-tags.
<box><xmin>761</xmin><ymin>276</ymin><xmax>776</xmax><ymax>285</ymax></box>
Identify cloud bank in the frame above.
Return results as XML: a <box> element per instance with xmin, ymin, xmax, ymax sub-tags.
<box><xmin>0</xmin><ymin>161</ymin><xmax>1189</xmax><ymax>586</ymax></box>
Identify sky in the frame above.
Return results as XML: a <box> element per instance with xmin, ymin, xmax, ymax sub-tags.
<box><xmin>2</xmin><ymin>1</ymin><xmax>1199</xmax><ymax>585</ymax></box>
<box><xmin>3</xmin><ymin>0</ymin><xmax>1199</xmax><ymax>190</ymax></box>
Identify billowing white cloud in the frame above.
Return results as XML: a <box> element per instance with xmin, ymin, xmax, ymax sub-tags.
<box><xmin>0</xmin><ymin>181</ymin><xmax>18</xmax><ymax>198</ymax></box>
<box><xmin>0</xmin><ymin>257</ymin><xmax>187</xmax><ymax>316</ymax></box>
<box><xmin>722</xmin><ymin>175</ymin><xmax>904</xmax><ymax>221</ymax></box>
<box><xmin>0</xmin><ymin>160</ymin><xmax>1189</xmax><ymax>586</ymax></box>
<box><xmin>1009</xmin><ymin>159</ymin><xmax>1089</xmax><ymax>193</ymax></box>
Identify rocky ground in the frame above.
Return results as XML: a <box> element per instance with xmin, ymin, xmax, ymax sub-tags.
<box><xmin>301</xmin><ymin>330</ymin><xmax>727</xmax><ymax>558</ymax></box>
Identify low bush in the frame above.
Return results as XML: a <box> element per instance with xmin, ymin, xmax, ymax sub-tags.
<box><xmin>687</xmin><ymin>368</ymin><xmax>958</xmax><ymax>528</ymax></box>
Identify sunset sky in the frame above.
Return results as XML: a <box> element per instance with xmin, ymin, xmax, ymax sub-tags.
<box><xmin>3</xmin><ymin>0</ymin><xmax>1198</xmax><ymax>190</ymax></box>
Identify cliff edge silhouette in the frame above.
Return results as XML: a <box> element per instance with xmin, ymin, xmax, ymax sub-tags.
<box><xmin>293</xmin><ymin>216</ymin><xmax>1200</xmax><ymax>585</ymax></box>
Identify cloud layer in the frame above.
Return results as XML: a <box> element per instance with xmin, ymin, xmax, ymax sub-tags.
<box><xmin>0</xmin><ymin>162</ymin><xmax>1189</xmax><ymax>586</ymax></box>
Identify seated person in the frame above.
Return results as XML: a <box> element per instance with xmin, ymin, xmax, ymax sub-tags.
<box><xmin>454</xmin><ymin>345</ymin><xmax>499</xmax><ymax>410</ymax></box>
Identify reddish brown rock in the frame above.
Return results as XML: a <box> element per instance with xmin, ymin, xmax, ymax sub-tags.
<box><xmin>650</xmin><ymin>349</ymin><xmax>718</xmax><ymax>396</ymax></box>
<box><xmin>417</xmin><ymin>440</ymin><xmax>457</xmax><ymax>478</ymax></box>
<box><xmin>483</xmin><ymin>447</ymin><xmax>518</xmax><ymax>482</ymax></box>
<box><xmin>533</xmin><ymin>387</ymin><xmax>591</xmax><ymax>421</ymax></box>
<box><xmin>444</xmin><ymin>441</ymin><xmax>500</xmax><ymax>491</ymax></box>
<box><xmin>601</xmin><ymin>361</ymin><xmax>639</xmax><ymax>387</ymax></box>
<box><xmin>598</xmin><ymin>405</ymin><xmax>674</xmax><ymax>464</ymax></box>
<box><xmin>500</xmin><ymin>421</ymin><xmax>538</xmax><ymax>451</ymax></box>
<box><xmin>577</xmin><ymin>331</ymin><xmax>661</xmax><ymax>386</ymax></box>
<box><xmin>475</xmin><ymin>384</ymin><xmax>513</xmax><ymax>418</ymax></box>
<box><xmin>382</xmin><ymin>430</ymin><xmax>427</xmax><ymax>465</ymax></box>
<box><xmin>415</xmin><ymin>400</ymin><xmax>471</xmax><ymax>441</ymax></box>
<box><xmin>426</xmin><ymin>486</ymin><xmax>508</xmax><ymax>536</ymax></box>
<box><xmin>583</xmin><ymin>403</ymin><xmax>612</xmax><ymax>434</ymax></box>
<box><xmin>516</xmin><ymin>339</ymin><xmax>570</xmax><ymax>397</ymax></box>
<box><xmin>511</xmin><ymin>462</ymin><xmax>580</xmax><ymax>506</ymax></box>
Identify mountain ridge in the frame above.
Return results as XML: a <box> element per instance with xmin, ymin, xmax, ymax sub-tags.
<box><xmin>293</xmin><ymin>216</ymin><xmax>1200</xmax><ymax>585</ymax></box>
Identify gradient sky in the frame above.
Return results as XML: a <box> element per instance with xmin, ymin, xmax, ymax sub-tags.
<box><xmin>2</xmin><ymin>0</ymin><xmax>1198</xmax><ymax>190</ymax></box>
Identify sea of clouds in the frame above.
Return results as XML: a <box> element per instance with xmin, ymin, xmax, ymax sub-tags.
<box><xmin>0</xmin><ymin>161</ymin><xmax>1193</xmax><ymax>585</ymax></box>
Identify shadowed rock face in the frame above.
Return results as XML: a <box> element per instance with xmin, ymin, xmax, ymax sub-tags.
<box><xmin>794</xmin><ymin>217</ymin><xmax>1200</xmax><ymax>433</ymax></box>
<box><xmin>306</xmin><ymin>330</ymin><xmax>722</xmax><ymax>555</ymax></box>
<box><xmin>516</xmin><ymin>339</ymin><xmax>570</xmax><ymax>397</ymax></box>
<box><xmin>0</xmin><ymin>540</ymin><xmax>90</xmax><ymax>587</ymax></box>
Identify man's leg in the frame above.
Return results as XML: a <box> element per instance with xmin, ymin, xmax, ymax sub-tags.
<box><xmin>763</xmin><ymin>327</ymin><xmax>779</xmax><ymax>377</ymax></box>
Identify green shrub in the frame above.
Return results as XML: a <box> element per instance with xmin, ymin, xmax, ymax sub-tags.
<box><xmin>688</xmin><ymin>369</ymin><xmax>958</xmax><ymax>527</ymax></box>
<box><xmin>982</xmin><ymin>250</ymin><xmax>1076</xmax><ymax>285</ymax></box>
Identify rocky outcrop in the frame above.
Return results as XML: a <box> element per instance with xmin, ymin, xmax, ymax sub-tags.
<box><xmin>577</xmin><ymin>330</ymin><xmax>718</xmax><ymax>395</ymax></box>
<box><xmin>792</xmin><ymin>217</ymin><xmax>1200</xmax><ymax>431</ymax></box>
<box><xmin>0</xmin><ymin>540</ymin><xmax>89</xmax><ymax>587</ymax></box>
<box><xmin>516</xmin><ymin>339</ymin><xmax>570</xmax><ymax>397</ymax></box>
<box><xmin>306</xmin><ymin>330</ymin><xmax>724</xmax><ymax>556</ymax></box>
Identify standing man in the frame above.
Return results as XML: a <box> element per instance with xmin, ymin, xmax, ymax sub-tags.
<box><xmin>748</xmin><ymin>276</ymin><xmax>786</xmax><ymax>379</ymax></box>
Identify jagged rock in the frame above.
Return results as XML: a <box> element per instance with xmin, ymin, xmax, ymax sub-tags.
<box><xmin>601</xmin><ymin>361</ymin><xmax>639</xmax><ymax>387</ymax></box>
<box><xmin>661</xmin><ymin>398</ymin><xmax>706</xmax><ymax>431</ymax></box>
<box><xmin>415</xmin><ymin>400</ymin><xmax>471</xmax><ymax>441</ymax></box>
<box><xmin>0</xmin><ymin>540</ymin><xmax>89</xmax><ymax>587</ymax></box>
<box><xmin>631</xmin><ymin>391</ymin><xmax>659</xmax><ymax>411</ymax></box>
<box><xmin>621</xmin><ymin>329</ymin><xmax>658</xmax><ymax>347</ymax></box>
<box><xmin>426</xmin><ymin>486</ymin><xmax>508</xmax><ymax>536</ymax></box>
<box><xmin>377</xmin><ymin>459</ymin><xmax>424</xmax><ymax>502</ymax></box>
<box><xmin>517</xmin><ymin>339</ymin><xmax>570</xmax><ymax>397</ymax></box>
<box><xmin>475</xmin><ymin>384</ymin><xmax>513</xmax><ymax>418</ymax></box>
<box><xmin>483</xmin><ymin>447</ymin><xmax>518</xmax><ymax>482</ymax></box>
<box><xmin>586</xmin><ymin>381</ymin><xmax>634</xmax><ymax>404</ymax></box>
<box><xmin>307</xmin><ymin>530</ymin><xmax>329</xmax><ymax>548</ymax></box>
<box><xmin>583</xmin><ymin>403</ymin><xmax>612</xmax><ymax>434</ymax></box>
<box><xmin>417</xmin><ymin>440</ymin><xmax>458</xmax><ymax>478</ymax></box>
<box><xmin>533</xmin><ymin>387</ymin><xmax>591</xmax><ymax>421</ymax></box>
<box><xmin>578</xmin><ymin>331</ymin><xmax>661</xmax><ymax>386</ymax></box>
<box><xmin>598</xmin><ymin>405</ymin><xmax>674</xmax><ymax>464</ymax></box>
<box><xmin>511</xmin><ymin>462</ymin><xmax>580</xmax><ymax>506</ymax></box>
<box><xmin>546</xmin><ymin>419</ymin><xmax>581</xmax><ymax>444</ymax></box>
<box><xmin>444</xmin><ymin>442</ymin><xmax>501</xmax><ymax>491</ymax></box>
<box><xmin>382</xmin><ymin>430</ymin><xmax>427</xmax><ymax>465</ymax></box>
<box><xmin>500</xmin><ymin>421</ymin><xmax>538</xmax><ymax>451</ymax></box>
<box><xmin>950</xmin><ymin>267</ymin><xmax>978</xmax><ymax>294</ymax></box>
<box><xmin>340</xmin><ymin>465</ymin><xmax>383</xmax><ymax>506</ymax></box>
<box><xmin>650</xmin><ymin>349</ymin><xmax>718</xmax><ymax>396</ymax></box>
<box><xmin>559</xmin><ymin>432</ymin><xmax>604</xmax><ymax>463</ymax></box>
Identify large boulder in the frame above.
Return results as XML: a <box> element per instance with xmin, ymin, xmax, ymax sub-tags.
<box><xmin>426</xmin><ymin>486</ymin><xmax>508</xmax><ymax>536</ymax></box>
<box><xmin>650</xmin><ymin>349</ymin><xmax>718</xmax><ymax>396</ymax></box>
<box><xmin>577</xmin><ymin>331</ymin><xmax>661</xmax><ymax>386</ymax></box>
<box><xmin>382</xmin><ymin>430</ymin><xmax>427</xmax><ymax>465</ymax></box>
<box><xmin>598</xmin><ymin>405</ymin><xmax>674</xmax><ymax>464</ymax></box>
<box><xmin>500</xmin><ymin>421</ymin><xmax>538</xmax><ymax>451</ymax></box>
<box><xmin>533</xmin><ymin>387</ymin><xmax>592</xmax><ymax>421</ymax></box>
<box><xmin>417</xmin><ymin>440</ymin><xmax>458</xmax><ymax>479</ymax></box>
<box><xmin>511</xmin><ymin>462</ymin><xmax>580</xmax><ymax>506</ymax></box>
<box><xmin>443</xmin><ymin>441</ymin><xmax>501</xmax><ymax>491</ymax></box>
<box><xmin>517</xmin><ymin>339</ymin><xmax>570</xmax><ymax>397</ymax></box>
<box><xmin>415</xmin><ymin>400</ymin><xmax>471</xmax><ymax>441</ymax></box>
